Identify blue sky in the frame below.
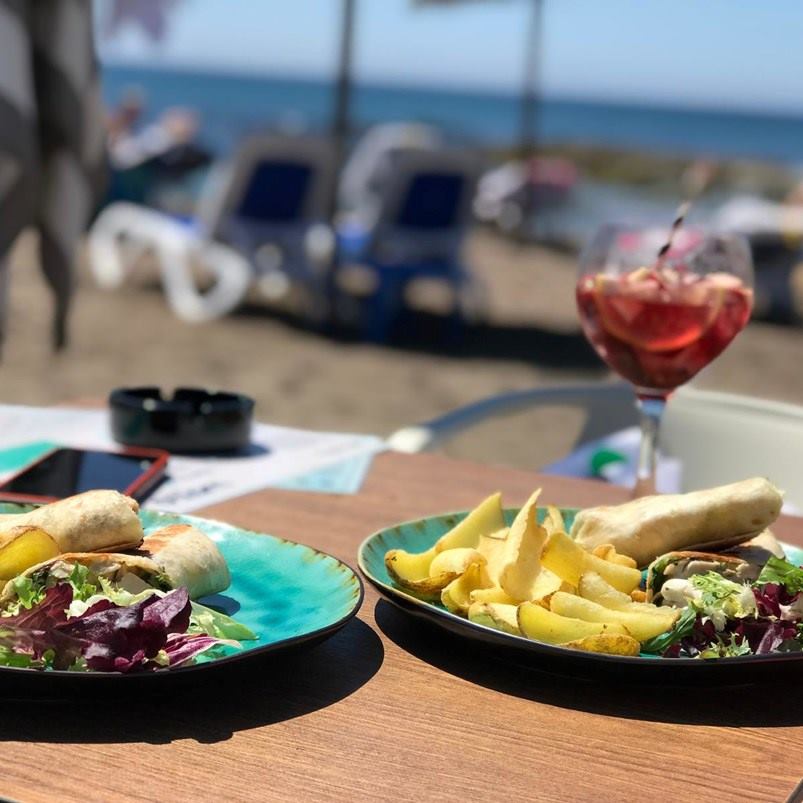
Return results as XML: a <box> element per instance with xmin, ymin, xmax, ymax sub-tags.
<box><xmin>97</xmin><ymin>0</ymin><xmax>803</xmax><ymax>112</ymax></box>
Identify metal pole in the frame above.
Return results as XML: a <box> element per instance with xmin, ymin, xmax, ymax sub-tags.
<box><xmin>517</xmin><ymin>0</ymin><xmax>542</xmax><ymax>237</ymax></box>
<box><xmin>329</xmin><ymin>0</ymin><xmax>357</xmax><ymax>219</ymax></box>
<box><xmin>520</xmin><ymin>0</ymin><xmax>542</xmax><ymax>158</ymax></box>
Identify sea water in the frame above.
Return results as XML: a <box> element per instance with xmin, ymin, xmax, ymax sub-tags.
<box><xmin>102</xmin><ymin>63</ymin><xmax>803</xmax><ymax>164</ymax></box>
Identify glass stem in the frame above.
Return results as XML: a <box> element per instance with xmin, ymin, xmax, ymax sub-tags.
<box><xmin>634</xmin><ymin>394</ymin><xmax>667</xmax><ymax>497</ymax></box>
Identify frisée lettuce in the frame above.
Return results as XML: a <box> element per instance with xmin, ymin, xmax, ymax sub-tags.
<box><xmin>646</xmin><ymin>558</ymin><xmax>803</xmax><ymax>659</ymax></box>
<box><xmin>0</xmin><ymin>563</ymin><xmax>257</xmax><ymax>672</ymax></box>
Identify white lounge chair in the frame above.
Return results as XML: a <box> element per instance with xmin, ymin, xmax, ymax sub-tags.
<box><xmin>88</xmin><ymin>134</ymin><xmax>336</xmax><ymax>323</ymax></box>
<box><xmin>387</xmin><ymin>383</ymin><xmax>803</xmax><ymax>507</ymax></box>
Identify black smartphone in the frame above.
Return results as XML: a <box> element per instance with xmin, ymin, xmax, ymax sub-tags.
<box><xmin>0</xmin><ymin>447</ymin><xmax>169</xmax><ymax>504</ymax></box>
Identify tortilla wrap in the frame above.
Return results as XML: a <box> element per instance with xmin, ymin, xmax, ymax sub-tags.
<box><xmin>0</xmin><ymin>490</ymin><xmax>143</xmax><ymax>554</ymax></box>
<box><xmin>0</xmin><ymin>524</ymin><xmax>229</xmax><ymax>603</ymax></box>
<box><xmin>571</xmin><ymin>477</ymin><xmax>783</xmax><ymax>568</ymax></box>
<box><xmin>646</xmin><ymin>551</ymin><xmax>756</xmax><ymax>603</ymax></box>
<box><xmin>135</xmin><ymin>524</ymin><xmax>230</xmax><ymax>599</ymax></box>
<box><xmin>0</xmin><ymin>551</ymin><xmax>166</xmax><ymax>605</ymax></box>
<box><xmin>724</xmin><ymin>529</ymin><xmax>786</xmax><ymax>565</ymax></box>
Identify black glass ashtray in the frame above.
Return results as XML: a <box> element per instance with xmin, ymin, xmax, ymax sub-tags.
<box><xmin>109</xmin><ymin>387</ymin><xmax>254</xmax><ymax>453</ymax></box>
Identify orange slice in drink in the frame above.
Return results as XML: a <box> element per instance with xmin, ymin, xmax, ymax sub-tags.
<box><xmin>593</xmin><ymin>275</ymin><xmax>724</xmax><ymax>353</ymax></box>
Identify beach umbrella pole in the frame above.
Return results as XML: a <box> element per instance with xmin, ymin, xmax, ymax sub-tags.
<box><xmin>329</xmin><ymin>0</ymin><xmax>357</xmax><ymax>220</ymax></box>
<box><xmin>518</xmin><ymin>0</ymin><xmax>543</xmax><ymax>235</ymax></box>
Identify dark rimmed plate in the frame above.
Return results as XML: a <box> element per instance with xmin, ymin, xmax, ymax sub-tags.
<box><xmin>0</xmin><ymin>504</ymin><xmax>363</xmax><ymax>694</ymax></box>
<box><xmin>359</xmin><ymin>507</ymin><xmax>803</xmax><ymax>684</ymax></box>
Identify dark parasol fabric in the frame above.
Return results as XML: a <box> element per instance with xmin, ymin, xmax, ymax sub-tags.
<box><xmin>0</xmin><ymin>0</ymin><xmax>106</xmax><ymax>351</ymax></box>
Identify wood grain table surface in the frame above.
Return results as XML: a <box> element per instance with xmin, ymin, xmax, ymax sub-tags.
<box><xmin>1</xmin><ymin>450</ymin><xmax>802</xmax><ymax>803</ymax></box>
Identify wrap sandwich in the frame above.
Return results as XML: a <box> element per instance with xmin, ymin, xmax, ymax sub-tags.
<box><xmin>0</xmin><ymin>523</ymin><xmax>230</xmax><ymax>608</ymax></box>
<box><xmin>646</xmin><ymin>530</ymin><xmax>786</xmax><ymax>605</ymax></box>
<box><xmin>571</xmin><ymin>477</ymin><xmax>783</xmax><ymax>568</ymax></box>
<box><xmin>0</xmin><ymin>490</ymin><xmax>144</xmax><ymax>554</ymax></box>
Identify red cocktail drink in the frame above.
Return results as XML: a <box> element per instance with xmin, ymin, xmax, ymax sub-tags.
<box><xmin>576</xmin><ymin>267</ymin><xmax>753</xmax><ymax>395</ymax></box>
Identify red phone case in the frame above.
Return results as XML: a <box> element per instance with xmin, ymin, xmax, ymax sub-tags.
<box><xmin>0</xmin><ymin>446</ymin><xmax>169</xmax><ymax>504</ymax></box>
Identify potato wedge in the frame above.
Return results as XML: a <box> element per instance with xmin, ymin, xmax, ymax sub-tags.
<box><xmin>385</xmin><ymin>546</ymin><xmax>435</xmax><ymax>584</ymax></box>
<box><xmin>467</xmin><ymin>602</ymin><xmax>520</xmax><ymax>635</ymax></box>
<box><xmin>543</xmin><ymin>505</ymin><xmax>566</xmax><ymax>536</ymax></box>
<box><xmin>591</xmin><ymin>544</ymin><xmax>638</xmax><ymax>569</ymax></box>
<box><xmin>540</xmin><ymin>530</ymin><xmax>588</xmax><ymax>585</ymax></box>
<box><xmin>476</xmin><ymin>528</ymin><xmax>509</xmax><ymax>586</ymax></box>
<box><xmin>434</xmin><ymin>492</ymin><xmax>505</xmax><ymax>553</ymax></box>
<box><xmin>386</xmin><ymin>547</ymin><xmax>458</xmax><ymax>599</ymax></box>
<box><xmin>549</xmin><ymin>592</ymin><xmax>677</xmax><ymax>642</ymax></box>
<box><xmin>441</xmin><ymin>562</ymin><xmax>492</xmax><ymax>615</ymax></box>
<box><xmin>429</xmin><ymin>548</ymin><xmax>485</xmax><ymax>579</ymax></box>
<box><xmin>561</xmin><ymin>633</ymin><xmax>641</xmax><ymax>656</ymax></box>
<box><xmin>517</xmin><ymin>601</ymin><xmax>629</xmax><ymax>644</ymax></box>
<box><xmin>0</xmin><ymin>526</ymin><xmax>60</xmax><ymax>581</ymax></box>
<box><xmin>578</xmin><ymin>572</ymin><xmax>667</xmax><ymax>616</ymax></box>
<box><xmin>529</xmin><ymin>568</ymin><xmax>574</xmax><ymax>602</ymax></box>
<box><xmin>541</xmin><ymin>531</ymin><xmax>642</xmax><ymax>593</ymax></box>
<box><xmin>469</xmin><ymin>585</ymin><xmax>518</xmax><ymax>606</ymax></box>
<box><xmin>499</xmin><ymin>489</ymin><xmax>550</xmax><ymax>602</ymax></box>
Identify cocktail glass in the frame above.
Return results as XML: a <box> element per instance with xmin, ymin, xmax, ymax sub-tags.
<box><xmin>576</xmin><ymin>225</ymin><xmax>754</xmax><ymax>496</ymax></box>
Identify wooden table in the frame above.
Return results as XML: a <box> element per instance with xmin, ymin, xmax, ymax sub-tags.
<box><xmin>2</xmin><ymin>452</ymin><xmax>802</xmax><ymax>803</ymax></box>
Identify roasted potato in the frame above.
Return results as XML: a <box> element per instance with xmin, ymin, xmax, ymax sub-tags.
<box><xmin>498</xmin><ymin>489</ymin><xmax>550</xmax><ymax>602</ymax></box>
<box><xmin>578</xmin><ymin>572</ymin><xmax>667</xmax><ymax>616</ymax></box>
<box><xmin>384</xmin><ymin>488</ymin><xmax>502</xmax><ymax>598</ymax></box>
<box><xmin>561</xmin><ymin>633</ymin><xmax>641</xmax><ymax>656</ymax></box>
<box><xmin>385</xmin><ymin>547</ymin><xmax>457</xmax><ymax>599</ymax></box>
<box><xmin>385</xmin><ymin>546</ymin><xmax>435</xmax><ymax>582</ymax></box>
<box><xmin>543</xmin><ymin>505</ymin><xmax>566</xmax><ymax>536</ymax></box>
<box><xmin>468</xmin><ymin>585</ymin><xmax>518</xmax><ymax>606</ymax></box>
<box><xmin>467</xmin><ymin>601</ymin><xmax>520</xmax><ymax>635</ymax></box>
<box><xmin>517</xmin><ymin>601</ymin><xmax>629</xmax><ymax>644</ymax></box>
<box><xmin>549</xmin><ymin>592</ymin><xmax>677</xmax><ymax>642</ymax></box>
<box><xmin>441</xmin><ymin>562</ymin><xmax>491</xmax><ymax>615</ymax></box>
<box><xmin>429</xmin><ymin>548</ymin><xmax>486</xmax><ymax>578</ymax></box>
<box><xmin>0</xmin><ymin>526</ymin><xmax>60</xmax><ymax>581</ymax></box>
<box><xmin>541</xmin><ymin>531</ymin><xmax>642</xmax><ymax>593</ymax></box>
<box><xmin>591</xmin><ymin>543</ymin><xmax>638</xmax><ymax>569</ymax></box>
<box><xmin>434</xmin><ymin>492</ymin><xmax>505</xmax><ymax>553</ymax></box>
<box><xmin>476</xmin><ymin>528</ymin><xmax>509</xmax><ymax>586</ymax></box>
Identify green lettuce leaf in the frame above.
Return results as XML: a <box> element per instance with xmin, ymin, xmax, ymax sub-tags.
<box><xmin>688</xmin><ymin>572</ymin><xmax>756</xmax><ymax>628</ymax></box>
<box><xmin>0</xmin><ymin>645</ymin><xmax>40</xmax><ymax>668</ymax></box>
<box><xmin>67</xmin><ymin>564</ymin><xmax>98</xmax><ymax>602</ymax></box>
<box><xmin>756</xmin><ymin>556</ymin><xmax>803</xmax><ymax>594</ymax></box>
<box><xmin>67</xmin><ymin>576</ymin><xmax>167</xmax><ymax>617</ymax></box>
<box><xmin>641</xmin><ymin>606</ymin><xmax>697</xmax><ymax>654</ymax></box>
<box><xmin>700</xmin><ymin>633</ymin><xmax>752</xmax><ymax>659</ymax></box>
<box><xmin>6</xmin><ymin>576</ymin><xmax>44</xmax><ymax>613</ymax></box>
<box><xmin>189</xmin><ymin>602</ymin><xmax>257</xmax><ymax>641</ymax></box>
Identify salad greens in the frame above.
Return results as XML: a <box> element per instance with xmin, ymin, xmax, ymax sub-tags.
<box><xmin>0</xmin><ymin>563</ymin><xmax>256</xmax><ymax>672</ymax></box>
<box><xmin>757</xmin><ymin>556</ymin><xmax>803</xmax><ymax>594</ymax></box>
<box><xmin>647</xmin><ymin>557</ymin><xmax>803</xmax><ymax>659</ymax></box>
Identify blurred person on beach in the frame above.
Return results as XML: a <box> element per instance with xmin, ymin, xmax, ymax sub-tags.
<box><xmin>105</xmin><ymin>87</ymin><xmax>211</xmax><ymax>208</ymax></box>
<box><xmin>106</xmin><ymin>87</ymin><xmax>205</xmax><ymax>172</ymax></box>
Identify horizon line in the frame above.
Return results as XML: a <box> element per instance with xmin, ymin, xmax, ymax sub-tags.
<box><xmin>100</xmin><ymin>56</ymin><xmax>803</xmax><ymax>121</ymax></box>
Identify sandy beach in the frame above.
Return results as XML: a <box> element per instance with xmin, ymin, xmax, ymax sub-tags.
<box><xmin>3</xmin><ymin>228</ymin><xmax>802</xmax><ymax>471</ymax></box>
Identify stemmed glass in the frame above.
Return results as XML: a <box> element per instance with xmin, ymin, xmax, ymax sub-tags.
<box><xmin>576</xmin><ymin>225</ymin><xmax>754</xmax><ymax>496</ymax></box>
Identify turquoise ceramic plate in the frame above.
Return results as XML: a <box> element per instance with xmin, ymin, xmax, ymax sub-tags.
<box><xmin>359</xmin><ymin>507</ymin><xmax>803</xmax><ymax>682</ymax></box>
<box><xmin>0</xmin><ymin>504</ymin><xmax>363</xmax><ymax>683</ymax></box>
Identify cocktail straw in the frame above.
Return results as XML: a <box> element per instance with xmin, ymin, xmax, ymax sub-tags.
<box><xmin>656</xmin><ymin>199</ymin><xmax>692</xmax><ymax>261</ymax></box>
<box><xmin>656</xmin><ymin>161</ymin><xmax>715</xmax><ymax>264</ymax></box>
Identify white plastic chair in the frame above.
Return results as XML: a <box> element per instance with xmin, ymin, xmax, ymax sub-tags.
<box><xmin>386</xmin><ymin>383</ymin><xmax>803</xmax><ymax>508</ymax></box>
<box><xmin>88</xmin><ymin>134</ymin><xmax>335</xmax><ymax>323</ymax></box>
